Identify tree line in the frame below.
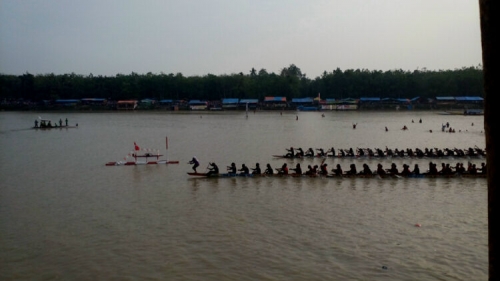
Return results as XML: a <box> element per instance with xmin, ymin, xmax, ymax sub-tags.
<box><xmin>0</xmin><ymin>64</ymin><xmax>484</xmax><ymax>102</ymax></box>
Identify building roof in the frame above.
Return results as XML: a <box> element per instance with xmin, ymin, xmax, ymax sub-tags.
<box><xmin>222</xmin><ymin>98</ymin><xmax>239</xmax><ymax>104</ymax></box>
<box><xmin>455</xmin><ymin>96</ymin><xmax>484</xmax><ymax>101</ymax></box>
<box><xmin>435</xmin><ymin>96</ymin><xmax>456</xmax><ymax>101</ymax></box>
<box><xmin>396</xmin><ymin>98</ymin><xmax>411</xmax><ymax>103</ymax></box>
<box><xmin>117</xmin><ymin>100</ymin><xmax>138</xmax><ymax>104</ymax></box>
<box><xmin>140</xmin><ymin>98</ymin><xmax>156</xmax><ymax>103</ymax></box>
<box><xmin>81</xmin><ymin>98</ymin><xmax>106</xmax><ymax>102</ymax></box>
<box><xmin>55</xmin><ymin>99</ymin><xmax>81</xmax><ymax>103</ymax></box>
<box><xmin>188</xmin><ymin>100</ymin><xmax>207</xmax><ymax>104</ymax></box>
<box><xmin>264</xmin><ymin>97</ymin><xmax>287</xmax><ymax>102</ymax></box>
<box><xmin>239</xmin><ymin>99</ymin><xmax>259</xmax><ymax>103</ymax></box>
<box><xmin>360</xmin><ymin>97</ymin><xmax>380</xmax><ymax>101</ymax></box>
<box><xmin>291</xmin><ymin>97</ymin><xmax>314</xmax><ymax>103</ymax></box>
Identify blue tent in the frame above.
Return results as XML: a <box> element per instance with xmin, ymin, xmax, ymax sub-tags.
<box><xmin>436</xmin><ymin>96</ymin><xmax>456</xmax><ymax>101</ymax></box>
<box><xmin>81</xmin><ymin>98</ymin><xmax>106</xmax><ymax>102</ymax></box>
<box><xmin>159</xmin><ymin>99</ymin><xmax>173</xmax><ymax>104</ymax></box>
<box><xmin>188</xmin><ymin>100</ymin><xmax>207</xmax><ymax>105</ymax></box>
<box><xmin>291</xmin><ymin>97</ymin><xmax>314</xmax><ymax>103</ymax></box>
<box><xmin>222</xmin><ymin>98</ymin><xmax>239</xmax><ymax>104</ymax></box>
<box><xmin>239</xmin><ymin>99</ymin><xmax>258</xmax><ymax>104</ymax></box>
<box><xmin>454</xmin><ymin>96</ymin><xmax>484</xmax><ymax>101</ymax></box>
<box><xmin>359</xmin><ymin>97</ymin><xmax>381</xmax><ymax>102</ymax></box>
<box><xmin>55</xmin><ymin>99</ymin><xmax>81</xmax><ymax>104</ymax></box>
<box><xmin>264</xmin><ymin>97</ymin><xmax>287</xmax><ymax>102</ymax></box>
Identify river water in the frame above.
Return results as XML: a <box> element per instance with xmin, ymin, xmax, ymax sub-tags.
<box><xmin>0</xmin><ymin>110</ymin><xmax>487</xmax><ymax>280</ymax></box>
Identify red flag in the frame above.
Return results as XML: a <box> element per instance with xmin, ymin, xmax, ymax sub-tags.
<box><xmin>165</xmin><ymin>137</ymin><xmax>168</xmax><ymax>150</ymax></box>
<box><xmin>134</xmin><ymin>142</ymin><xmax>140</xmax><ymax>151</ymax></box>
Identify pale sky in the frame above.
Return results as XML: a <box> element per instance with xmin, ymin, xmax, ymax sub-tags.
<box><xmin>0</xmin><ymin>0</ymin><xmax>482</xmax><ymax>79</ymax></box>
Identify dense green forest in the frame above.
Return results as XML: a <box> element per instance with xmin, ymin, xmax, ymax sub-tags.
<box><xmin>0</xmin><ymin>64</ymin><xmax>484</xmax><ymax>102</ymax></box>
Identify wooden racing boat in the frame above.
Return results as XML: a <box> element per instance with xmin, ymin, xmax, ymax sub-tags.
<box><xmin>325</xmin><ymin>172</ymin><xmax>487</xmax><ymax>179</ymax></box>
<box><xmin>32</xmin><ymin>118</ymin><xmax>78</xmax><ymax>129</ymax></box>
<box><xmin>272</xmin><ymin>154</ymin><xmax>334</xmax><ymax>159</ymax></box>
<box><xmin>187</xmin><ymin>172</ymin><xmax>317</xmax><ymax>178</ymax></box>
<box><xmin>33</xmin><ymin>125</ymin><xmax>78</xmax><ymax>130</ymax></box>
<box><xmin>187</xmin><ymin>172</ymin><xmax>487</xmax><ymax>179</ymax></box>
<box><xmin>272</xmin><ymin>150</ymin><xmax>485</xmax><ymax>159</ymax></box>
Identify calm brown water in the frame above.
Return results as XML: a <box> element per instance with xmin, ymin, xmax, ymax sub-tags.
<box><xmin>0</xmin><ymin>110</ymin><xmax>487</xmax><ymax>281</ymax></box>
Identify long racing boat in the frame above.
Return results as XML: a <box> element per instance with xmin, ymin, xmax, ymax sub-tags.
<box><xmin>272</xmin><ymin>147</ymin><xmax>486</xmax><ymax>159</ymax></box>
<box><xmin>187</xmin><ymin>172</ymin><xmax>486</xmax><ymax>179</ymax></box>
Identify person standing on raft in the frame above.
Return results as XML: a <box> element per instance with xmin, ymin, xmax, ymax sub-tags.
<box><xmin>188</xmin><ymin>156</ymin><xmax>200</xmax><ymax>173</ymax></box>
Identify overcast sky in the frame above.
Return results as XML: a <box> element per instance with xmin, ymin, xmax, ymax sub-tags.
<box><xmin>0</xmin><ymin>0</ymin><xmax>482</xmax><ymax>78</ymax></box>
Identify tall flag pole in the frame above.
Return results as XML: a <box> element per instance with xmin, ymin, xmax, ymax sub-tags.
<box><xmin>134</xmin><ymin>142</ymin><xmax>140</xmax><ymax>161</ymax></box>
<box><xmin>165</xmin><ymin>136</ymin><xmax>169</xmax><ymax>161</ymax></box>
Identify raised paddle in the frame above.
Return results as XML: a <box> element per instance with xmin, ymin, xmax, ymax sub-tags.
<box><xmin>204</xmin><ymin>163</ymin><xmax>211</xmax><ymax>173</ymax></box>
<box><xmin>320</xmin><ymin>157</ymin><xmax>327</xmax><ymax>165</ymax></box>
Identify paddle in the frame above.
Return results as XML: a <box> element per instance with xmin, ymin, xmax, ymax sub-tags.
<box><xmin>226</xmin><ymin>164</ymin><xmax>236</xmax><ymax>173</ymax></box>
<box><xmin>475</xmin><ymin>145</ymin><xmax>485</xmax><ymax>156</ymax></box>
<box><xmin>320</xmin><ymin>157</ymin><xmax>327</xmax><ymax>166</ymax></box>
<box><xmin>274</xmin><ymin>168</ymin><xmax>284</xmax><ymax>176</ymax></box>
<box><xmin>326</xmin><ymin>148</ymin><xmax>335</xmax><ymax>158</ymax></box>
<box><xmin>393</xmin><ymin>173</ymin><xmax>403</xmax><ymax>179</ymax></box>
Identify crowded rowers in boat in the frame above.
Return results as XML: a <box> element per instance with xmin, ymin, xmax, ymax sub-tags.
<box><xmin>187</xmin><ymin>161</ymin><xmax>487</xmax><ymax>178</ymax></box>
<box><xmin>273</xmin><ymin>146</ymin><xmax>486</xmax><ymax>159</ymax></box>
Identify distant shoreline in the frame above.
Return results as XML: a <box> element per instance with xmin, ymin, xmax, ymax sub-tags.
<box><xmin>0</xmin><ymin>107</ymin><xmax>484</xmax><ymax>114</ymax></box>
